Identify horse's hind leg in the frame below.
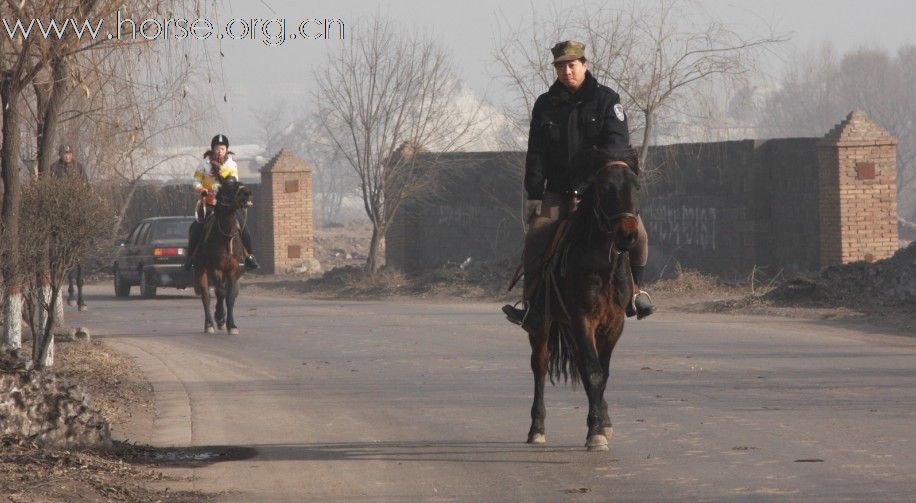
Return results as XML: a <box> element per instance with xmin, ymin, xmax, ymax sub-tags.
<box><xmin>527</xmin><ymin>326</ymin><xmax>549</xmax><ymax>444</ymax></box>
<box><xmin>197</xmin><ymin>269</ymin><xmax>215</xmax><ymax>333</ymax></box>
<box><xmin>75</xmin><ymin>264</ymin><xmax>86</xmax><ymax>311</ymax></box>
<box><xmin>225</xmin><ymin>278</ymin><xmax>239</xmax><ymax>335</ymax></box>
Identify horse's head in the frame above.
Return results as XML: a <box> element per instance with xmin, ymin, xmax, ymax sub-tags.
<box><xmin>576</xmin><ymin>146</ymin><xmax>641</xmax><ymax>251</ymax></box>
<box><xmin>216</xmin><ymin>177</ymin><xmax>253</xmax><ymax>212</ymax></box>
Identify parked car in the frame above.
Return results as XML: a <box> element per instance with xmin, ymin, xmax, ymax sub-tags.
<box><xmin>113</xmin><ymin>216</ymin><xmax>196</xmax><ymax>298</ymax></box>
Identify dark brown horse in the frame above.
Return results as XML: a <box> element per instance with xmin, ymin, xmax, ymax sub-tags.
<box><xmin>192</xmin><ymin>178</ymin><xmax>252</xmax><ymax>335</ymax></box>
<box><xmin>524</xmin><ymin>148</ymin><xmax>640</xmax><ymax>451</ymax></box>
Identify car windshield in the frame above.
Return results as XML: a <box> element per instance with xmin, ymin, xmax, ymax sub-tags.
<box><xmin>150</xmin><ymin>220</ymin><xmax>192</xmax><ymax>241</ymax></box>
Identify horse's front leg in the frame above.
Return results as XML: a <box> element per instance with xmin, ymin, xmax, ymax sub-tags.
<box><xmin>597</xmin><ymin>326</ymin><xmax>622</xmax><ymax>440</ymax></box>
<box><xmin>214</xmin><ymin>283</ymin><xmax>226</xmax><ymax>330</ymax></box>
<box><xmin>527</xmin><ymin>325</ymin><xmax>549</xmax><ymax>444</ymax></box>
<box><xmin>197</xmin><ymin>269</ymin><xmax>214</xmax><ymax>334</ymax></box>
<box><xmin>570</xmin><ymin>314</ymin><xmax>610</xmax><ymax>451</ymax></box>
<box><xmin>225</xmin><ymin>278</ymin><xmax>239</xmax><ymax>335</ymax></box>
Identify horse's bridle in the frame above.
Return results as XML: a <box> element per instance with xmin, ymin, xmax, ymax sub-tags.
<box><xmin>591</xmin><ymin>160</ymin><xmax>638</xmax><ymax>234</ymax></box>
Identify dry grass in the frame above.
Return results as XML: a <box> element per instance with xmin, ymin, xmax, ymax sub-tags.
<box><xmin>1</xmin><ymin>340</ymin><xmax>209</xmax><ymax>502</ymax></box>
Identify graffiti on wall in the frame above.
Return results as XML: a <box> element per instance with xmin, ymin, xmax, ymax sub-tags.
<box><xmin>435</xmin><ymin>204</ymin><xmax>482</xmax><ymax>228</ymax></box>
<box><xmin>643</xmin><ymin>205</ymin><xmax>718</xmax><ymax>250</ymax></box>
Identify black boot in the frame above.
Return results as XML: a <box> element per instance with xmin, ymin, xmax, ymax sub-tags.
<box><xmin>502</xmin><ymin>302</ymin><xmax>528</xmax><ymax>325</ymax></box>
<box><xmin>633</xmin><ymin>291</ymin><xmax>656</xmax><ymax>319</ymax></box>
<box><xmin>244</xmin><ymin>255</ymin><xmax>260</xmax><ymax>270</ymax></box>
<box><xmin>184</xmin><ymin>222</ymin><xmax>201</xmax><ymax>271</ymax></box>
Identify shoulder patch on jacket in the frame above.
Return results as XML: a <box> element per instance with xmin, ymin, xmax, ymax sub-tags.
<box><xmin>614</xmin><ymin>103</ymin><xmax>626</xmax><ymax>121</ymax></box>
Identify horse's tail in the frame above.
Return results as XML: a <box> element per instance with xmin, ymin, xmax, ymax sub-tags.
<box><xmin>547</xmin><ymin>322</ymin><xmax>581</xmax><ymax>388</ymax></box>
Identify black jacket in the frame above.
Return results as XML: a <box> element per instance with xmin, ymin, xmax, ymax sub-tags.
<box><xmin>50</xmin><ymin>160</ymin><xmax>88</xmax><ymax>183</ymax></box>
<box><xmin>524</xmin><ymin>71</ymin><xmax>629</xmax><ymax>199</ymax></box>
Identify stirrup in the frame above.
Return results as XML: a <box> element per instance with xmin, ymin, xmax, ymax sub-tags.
<box><xmin>501</xmin><ymin>301</ymin><xmax>529</xmax><ymax>326</ymax></box>
<box><xmin>632</xmin><ymin>290</ymin><xmax>656</xmax><ymax>320</ymax></box>
<box><xmin>195</xmin><ymin>200</ymin><xmax>208</xmax><ymax>223</ymax></box>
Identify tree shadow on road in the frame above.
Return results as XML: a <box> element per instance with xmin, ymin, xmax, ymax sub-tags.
<box><xmin>119</xmin><ymin>440</ymin><xmax>579</xmax><ymax>466</ymax></box>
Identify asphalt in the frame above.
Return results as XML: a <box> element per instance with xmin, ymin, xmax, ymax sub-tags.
<box><xmin>69</xmin><ymin>283</ymin><xmax>916</xmax><ymax>502</ymax></box>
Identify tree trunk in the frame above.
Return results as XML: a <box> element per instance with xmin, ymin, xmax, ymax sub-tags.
<box><xmin>54</xmin><ymin>288</ymin><xmax>65</xmax><ymax>328</ymax></box>
<box><xmin>35</xmin><ymin>284</ymin><xmax>56</xmax><ymax>369</ymax></box>
<box><xmin>37</xmin><ymin>56</ymin><xmax>68</xmax><ymax>176</ymax></box>
<box><xmin>638</xmin><ymin>108</ymin><xmax>654</xmax><ymax>172</ymax></box>
<box><xmin>2</xmin><ymin>290</ymin><xmax>23</xmax><ymax>351</ymax></box>
<box><xmin>1</xmin><ymin>76</ymin><xmax>24</xmax><ymax>352</ymax></box>
<box><xmin>366</xmin><ymin>224</ymin><xmax>380</xmax><ymax>274</ymax></box>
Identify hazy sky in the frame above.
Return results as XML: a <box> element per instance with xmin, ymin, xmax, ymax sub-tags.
<box><xmin>189</xmin><ymin>0</ymin><xmax>915</xmax><ymax>145</ymax></box>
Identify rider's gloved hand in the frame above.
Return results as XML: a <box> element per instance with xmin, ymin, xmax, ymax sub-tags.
<box><xmin>526</xmin><ymin>200</ymin><xmax>542</xmax><ymax>220</ymax></box>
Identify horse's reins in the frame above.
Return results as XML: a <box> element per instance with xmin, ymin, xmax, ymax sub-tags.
<box><xmin>212</xmin><ymin>185</ymin><xmax>250</xmax><ymax>256</ymax></box>
<box><xmin>591</xmin><ymin>161</ymin><xmax>638</xmax><ymax>235</ymax></box>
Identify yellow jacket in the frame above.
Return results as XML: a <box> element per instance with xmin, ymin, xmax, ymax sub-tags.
<box><xmin>193</xmin><ymin>155</ymin><xmax>239</xmax><ymax>192</ymax></box>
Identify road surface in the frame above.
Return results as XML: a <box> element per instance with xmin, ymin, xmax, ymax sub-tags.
<box><xmin>70</xmin><ymin>284</ymin><xmax>916</xmax><ymax>502</ymax></box>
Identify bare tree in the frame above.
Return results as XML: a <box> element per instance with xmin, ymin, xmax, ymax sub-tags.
<box><xmin>314</xmin><ymin>17</ymin><xmax>482</xmax><ymax>273</ymax></box>
<box><xmin>758</xmin><ymin>44</ymin><xmax>916</xmax><ymax>221</ymax></box>
<box><xmin>494</xmin><ymin>0</ymin><xmax>785</xmax><ymax>178</ymax></box>
<box><xmin>18</xmin><ymin>177</ymin><xmax>114</xmax><ymax>368</ymax></box>
<box><xmin>2</xmin><ymin>0</ymin><xmax>204</xmax><ymax>352</ymax></box>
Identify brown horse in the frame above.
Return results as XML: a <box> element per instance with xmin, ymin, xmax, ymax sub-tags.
<box><xmin>524</xmin><ymin>148</ymin><xmax>640</xmax><ymax>452</ymax></box>
<box><xmin>192</xmin><ymin>178</ymin><xmax>252</xmax><ymax>335</ymax></box>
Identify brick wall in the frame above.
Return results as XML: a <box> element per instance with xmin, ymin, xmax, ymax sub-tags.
<box><xmin>386</xmin><ymin>152</ymin><xmax>525</xmax><ymax>272</ymax></box>
<box><xmin>118</xmin><ymin>149</ymin><xmax>315</xmax><ymax>275</ymax></box>
<box><xmin>380</xmin><ymin>111</ymin><xmax>899</xmax><ymax>278</ymax></box>
<box><xmin>818</xmin><ymin>111</ymin><xmax>899</xmax><ymax>265</ymax></box>
<box><xmin>258</xmin><ymin>149</ymin><xmax>314</xmax><ymax>274</ymax></box>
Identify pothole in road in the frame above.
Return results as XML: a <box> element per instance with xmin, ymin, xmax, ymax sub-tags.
<box><xmin>116</xmin><ymin>443</ymin><xmax>257</xmax><ymax>466</ymax></box>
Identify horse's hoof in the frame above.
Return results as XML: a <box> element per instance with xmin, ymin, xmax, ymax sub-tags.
<box><xmin>205</xmin><ymin>326</ymin><xmax>215</xmax><ymax>334</ymax></box>
<box><xmin>228</xmin><ymin>328</ymin><xmax>239</xmax><ymax>335</ymax></box>
<box><xmin>527</xmin><ymin>433</ymin><xmax>546</xmax><ymax>444</ymax></box>
<box><xmin>602</xmin><ymin>426</ymin><xmax>614</xmax><ymax>439</ymax></box>
<box><xmin>216</xmin><ymin>323</ymin><xmax>225</xmax><ymax>330</ymax></box>
<box><xmin>78</xmin><ymin>305</ymin><xmax>88</xmax><ymax>312</ymax></box>
<box><xmin>67</xmin><ymin>299</ymin><xmax>76</xmax><ymax>307</ymax></box>
<box><xmin>585</xmin><ymin>434</ymin><xmax>609</xmax><ymax>451</ymax></box>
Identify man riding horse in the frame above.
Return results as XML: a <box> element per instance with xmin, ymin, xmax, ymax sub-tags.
<box><xmin>183</xmin><ymin>134</ymin><xmax>259</xmax><ymax>271</ymax></box>
<box><xmin>502</xmin><ymin>40</ymin><xmax>655</xmax><ymax>327</ymax></box>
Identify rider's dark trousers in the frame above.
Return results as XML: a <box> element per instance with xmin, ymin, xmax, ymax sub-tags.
<box><xmin>522</xmin><ymin>191</ymin><xmax>648</xmax><ymax>300</ymax></box>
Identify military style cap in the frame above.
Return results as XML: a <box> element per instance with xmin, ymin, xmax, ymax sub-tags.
<box><xmin>59</xmin><ymin>144</ymin><xmax>73</xmax><ymax>155</ymax></box>
<box><xmin>551</xmin><ymin>40</ymin><xmax>586</xmax><ymax>64</ymax></box>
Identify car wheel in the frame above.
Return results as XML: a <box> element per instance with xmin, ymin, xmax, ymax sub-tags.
<box><xmin>140</xmin><ymin>269</ymin><xmax>157</xmax><ymax>298</ymax></box>
<box><xmin>114</xmin><ymin>268</ymin><xmax>131</xmax><ymax>297</ymax></box>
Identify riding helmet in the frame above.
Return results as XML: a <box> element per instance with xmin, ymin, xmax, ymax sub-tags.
<box><xmin>211</xmin><ymin>134</ymin><xmax>229</xmax><ymax>148</ymax></box>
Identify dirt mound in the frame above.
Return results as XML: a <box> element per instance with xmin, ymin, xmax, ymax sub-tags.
<box><xmin>249</xmin><ymin>258</ymin><xmax>518</xmax><ymax>301</ymax></box>
<box><xmin>766</xmin><ymin>243</ymin><xmax>916</xmax><ymax>307</ymax></box>
<box><xmin>1</xmin><ymin>352</ymin><xmax>111</xmax><ymax>448</ymax></box>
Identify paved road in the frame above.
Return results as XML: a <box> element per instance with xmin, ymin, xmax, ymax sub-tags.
<box><xmin>70</xmin><ymin>283</ymin><xmax>916</xmax><ymax>502</ymax></box>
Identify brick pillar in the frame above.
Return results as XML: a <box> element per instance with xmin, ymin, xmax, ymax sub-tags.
<box><xmin>258</xmin><ymin>149</ymin><xmax>315</xmax><ymax>274</ymax></box>
<box><xmin>817</xmin><ymin>111</ymin><xmax>898</xmax><ymax>267</ymax></box>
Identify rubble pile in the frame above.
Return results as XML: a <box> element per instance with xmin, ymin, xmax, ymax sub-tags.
<box><xmin>0</xmin><ymin>352</ymin><xmax>111</xmax><ymax>448</ymax></box>
<box><xmin>766</xmin><ymin>243</ymin><xmax>916</xmax><ymax>306</ymax></box>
